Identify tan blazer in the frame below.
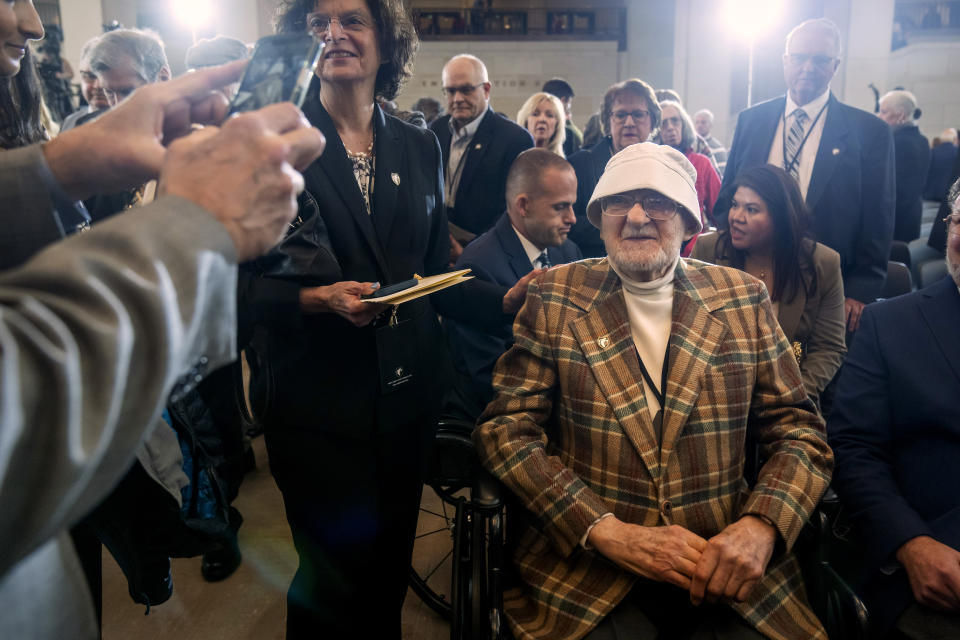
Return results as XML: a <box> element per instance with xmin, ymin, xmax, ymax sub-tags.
<box><xmin>691</xmin><ymin>232</ymin><xmax>846</xmax><ymax>402</ymax></box>
<box><xmin>475</xmin><ymin>258</ymin><xmax>832</xmax><ymax>640</ymax></box>
<box><xmin>0</xmin><ymin>145</ymin><xmax>238</xmax><ymax>639</ymax></box>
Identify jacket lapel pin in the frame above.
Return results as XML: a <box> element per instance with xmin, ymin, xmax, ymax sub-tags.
<box><xmin>474</xmin><ymin>143</ymin><xmax>483</xmax><ymax>150</ymax></box>
<box><xmin>598</xmin><ymin>336</ymin><xmax>610</xmax><ymax>349</ymax></box>
<box><xmin>832</xmin><ymin>148</ymin><xmax>840</xmax><ymax>155</ymax></box>
<box><xmin>391</xmin><ymin>172</ymin><xmax>401</xmax><ymax>186</ymax></box>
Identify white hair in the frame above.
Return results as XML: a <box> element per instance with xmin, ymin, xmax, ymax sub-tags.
<box><xmin>786</xmin><ymin>18</ymin><xmax>843</xmax><ymax>58</ymax></box>
<box><xmin>881</xmin><ymin>90</ymin><xmax>920</xmax><ymax>124</ymax></box>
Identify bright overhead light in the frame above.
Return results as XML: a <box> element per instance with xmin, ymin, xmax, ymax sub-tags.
<box><xmin>723</xmin><ymin>0</ymin><xmax>784</xmax><ymax>40</ymax></box>
<box><xmin>173</xmin><ymin>0</ymin><xmax>215</xmax><ymax>32</ymax></box>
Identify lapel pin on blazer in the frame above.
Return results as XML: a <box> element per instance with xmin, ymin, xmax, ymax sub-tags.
<box><xmin>391</xmin><ymin>172</ymin><xmax>400</xmax><ymax>186</ymax></box>
<box><xmin>474</xmin><ymin>142</ymin><xmax>483</xmax><ymax>149</ymax></box>
<box><xmin>832</xmin><ymin>148</ymin><xmax>840</xmax><ymax>155</ymax></box>
<box><xmin>598</xmin><ymin>336</ymin><xmax>610</xmax><ymax>349</ymax></box>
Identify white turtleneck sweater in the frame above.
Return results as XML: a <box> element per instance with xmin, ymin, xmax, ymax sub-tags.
<box><xmin>581</xmin><ymin>257</ymin><xmax>679</xmax><ymax>548</ymax></box>
<box><xmin>608</xmin><ymin>257</ymin><xmax>678</xmax><ymax>423</ymax></box>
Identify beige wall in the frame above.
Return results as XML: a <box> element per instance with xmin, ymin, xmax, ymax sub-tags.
<box><xmin>402</xmin><ymin>40</ymin><xmax>621</xmax><ymax>129</ymax></box>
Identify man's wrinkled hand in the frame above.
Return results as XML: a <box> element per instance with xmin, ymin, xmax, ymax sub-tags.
<box><xmin>503</xmin><ymin>268</ymin><xmax>544</xmax><ymax>314</ymax></box>
<box><xmin>158</xmin><ymin>103</ymin><xmax>325</xmax><ymax>261</ymax></box>
<box><xmin>689</xmin><ymin>515</ymin><xmax>777</xmax><ymax>606</ymax></box>
<box><xmin>896</xmin><ymin>536</ymin><xmax>960</xmax><ymax>612</ymax></box>
<box><xmin>588</xmin><ymin>517</ymin><xmax>708</xmax><ymax>590</ymax></box>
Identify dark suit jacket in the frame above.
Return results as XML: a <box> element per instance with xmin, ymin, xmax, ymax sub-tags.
<box><xmin>567</xmin><ymin>137</ymin><xmax>613</xmax><ymax>258</ymax></box>
<box><xmin>691</xmin><ymin>232</ymin><xmax>846</xmax><ymax>403</ymax></box>
<box><xmin>828</xmin><ymin>275</ymin><xmax>960</xmax><ymax>632</ymax></box>
<box><xmin>430</xmin><ymin>109</ymin><xmax>534</xmax><ymax>236</ymax></box>
<box><xmin>242</xmin><ymin>101</ymin><xmax>451</xmax><ymax>439</ymax></box>
<box><xmin>444</xmin><ymin>213</ymin><xmax>581</xmax><ymax>417</ymax></box>
<box><xmin>892</xmin><ymin>124</ymin><xmax>931</xmax><ymax>242</ymax></box>
<box><xmin>716</xmin><ymin>94</ymin><xmax>896</xmax><ymax>303</ymax></box>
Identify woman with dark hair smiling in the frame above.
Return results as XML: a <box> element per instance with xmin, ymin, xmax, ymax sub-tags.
<box><xmin>242</xmin><ymin>0</ymin><xmax>452</xmax><ymax>636</ymax></box>
<box><xmin>693</xmin><ymin>164</ymin><xmax>846</xmax><ymax>407</ymax></box>
<box><xmin>0</xmin><ymin>1</ymin><xmax>47</xmax><ymax>150</ymax></box>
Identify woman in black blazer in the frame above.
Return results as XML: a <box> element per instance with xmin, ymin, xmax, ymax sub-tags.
<box><xmin>241</xmin><ymin>1</ymin><xmax>450</xmax><ymax>636</ymax></box>
<box><xmin>692</xmin><ymin>164</ymin><xmax>846</xmax><ymax>409</ymax></box>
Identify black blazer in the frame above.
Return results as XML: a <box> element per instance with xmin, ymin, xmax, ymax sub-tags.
<box><xmin>829</xmin><ymin>275</ymin><xmax>960</xmax><ymax>633</ymax></box>
<box><xmin>567</xmin><ymin>137</ymin><xmax>613</xmax><ymax>258</ymax></box>
<box><xmin>242</xmin><ymin>101</ymin><xmax>450</xmax><ymax>439</ymax></box>
<box><xmin>716</xmin><ymin>94</ymin><xmax>896</xmax><ymax>303</ymax></box>
<box><xmin>430</xmin><ymin>109</ymin><xmax>533</xmax><ymax>236</ymax></box>
<box><xmin>892</xmin><ymin>124</ymin><xmax>931</xmax><ymax>242</ymax></box>
<box><xmin>444</xmin><ymin>213</ymin><xmax>582</xmax><ymax>417</ymax></box>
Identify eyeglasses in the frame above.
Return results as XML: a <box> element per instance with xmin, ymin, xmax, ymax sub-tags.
<box><xmin>307</xmin><ymin>11</ymin><xmax>372</xmax><ymax>37</ymax></box>
<box><xmin>600</xmin><ymin>193</ymin><xmax>679</xmax><ymax>219</ymax></box>
<box><xmin>442</xmin><ymin>83</ymin><xmax>484</xmax><ymax>98</ymax></box>
<box><xmin>785</xmin><ymin>53</ymin><xmax>837</xmax><ymax>67</ymax></box>
<box><xmin>611</xmin><ymin>109</ymin><xmax>650</xmax><ymax>124</ymax></box>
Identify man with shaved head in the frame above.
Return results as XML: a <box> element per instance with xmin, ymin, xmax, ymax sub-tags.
<box><xmin>430</xmin><ymin>54</ymin><xmax>534</xmax><ymax>255</ymax></box>
<box><xmin>443</xmin><ymin>148</ymin><xmax>581</xmax><ymax>419</ymax></box>
<box><xmin>718</xmin><ymin>18</ymin><xmax>895</xmax><ymax>334</ymax></box>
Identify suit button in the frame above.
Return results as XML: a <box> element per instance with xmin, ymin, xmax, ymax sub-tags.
<box><xmin>661</xmin><ymin>500</ymin><xmax>673</xmax><ymax>517</ymax></box>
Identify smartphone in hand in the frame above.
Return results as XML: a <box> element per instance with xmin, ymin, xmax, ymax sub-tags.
<box><xmin>228</xmin><ymin>33</ymin><xmax>324</xmax><ymax>116</ymax></box>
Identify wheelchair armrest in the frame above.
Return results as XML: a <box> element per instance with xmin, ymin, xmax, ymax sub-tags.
<box><xmin>472</xmin><ymin>468</ymin><xmax>503</xmax><ymax>512</ymax></box>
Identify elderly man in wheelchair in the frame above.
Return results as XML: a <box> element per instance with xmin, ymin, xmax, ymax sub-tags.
<box><xmin>471</xmin><ymin>143</ymin><xmax>833</xmax><ymax>640</ymax></box>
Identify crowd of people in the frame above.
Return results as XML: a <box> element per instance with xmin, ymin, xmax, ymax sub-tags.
<box><xmin>1</xmin><ymin>0</ymin><xmax>959</xmax><ymax>639</ymax></box>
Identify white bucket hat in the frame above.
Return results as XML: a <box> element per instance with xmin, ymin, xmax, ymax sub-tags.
<box><xmin>586</xmin><ymin>142</ymin><xmax>703</xmax><ymax>235</ymax></box>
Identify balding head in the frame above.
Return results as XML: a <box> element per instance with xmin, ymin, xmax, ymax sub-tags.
<box><xmin>693</xmin><ymin>109</ymin><xmax>714</xmax><ymax>137</ymax></box>
<box><xmin>506</xmin><ymin>149</ymin><xmax>578</xmax><ymax>250</ymax></box>
<box><xmin>879</xmin><ymin>90</ymin><xmax>919</xmax><ymax>127</ymax></box>
<box><xmin>782</xmin><ymin>19</ymin><xmax>842</xmax><ymax>106</ymax></box>
<box><xmin>442</xmin><ymin>54</ymin><xmax>491</xmax><ymax>128</ymax></box>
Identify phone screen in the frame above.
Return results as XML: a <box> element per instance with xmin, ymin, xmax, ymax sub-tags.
<box><xmin>228</xmin><ymin>34</ymin><xmax>324</xmax><ymax>116</ymax></box>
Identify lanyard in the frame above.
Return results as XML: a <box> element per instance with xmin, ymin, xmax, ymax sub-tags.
<box><xmin>636</xmin><ymin>346</ymin><xmax>669</xmax><ymax>411</ymax></box>
<box><xmin>781</xmin><ymin>100</ymin><xmax>828</xmax><ymax>177</ymax></box>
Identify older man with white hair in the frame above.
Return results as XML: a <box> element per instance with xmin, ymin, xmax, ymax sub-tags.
<box><xmin>694</xmin><ymin>108</ymin><xmax>727</xmax><ymax>175</ymax></box>
<box><xmin>475</xmin><ymin>142</ymin><xmax>832</xmax><ymax>639</ymax></box>
<box><xmin>718</xmin><ymin>18</ymin><xmax>895</xmax><ymax>333</ymax></box>
<box><xmin>879</xmin><ymin>90</ymin><xmax>931</xmax><ymax>242</ymax></box>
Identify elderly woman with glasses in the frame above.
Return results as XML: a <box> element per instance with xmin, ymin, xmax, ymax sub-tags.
<box><xmin>658</xmin><ymin>100</ymin><xmax>722</xmax><ymax>229</ymax></box>
<box><xmin>241</xmin><ymin>1</ymin><xmax>454</xmax><ymax>636</ymax></box>
<box><xmin>568</xmin><ymin>78</ymin><xmax>662</xmax><ymax>257</ymax></box>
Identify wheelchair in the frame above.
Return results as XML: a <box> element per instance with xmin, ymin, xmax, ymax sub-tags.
<box><xmin>409</xmin><ymin>418</ymin><xmax>507</xmax><ymax>640</ymax></box>
<box><xmin>410</xmin><ymin>420</ymin><xmax>870</xmax><ymax>640</ymax></box>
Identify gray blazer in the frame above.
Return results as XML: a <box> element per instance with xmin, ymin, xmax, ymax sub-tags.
<box><xmin>692</xmin><ymin>231</ymin><xmax>846</xmax><ymax>402</ymax></box>
<box><xmin>0</xmin><ymin>144</ymin><xmax>238</xmax><ymax>638</ymax></box>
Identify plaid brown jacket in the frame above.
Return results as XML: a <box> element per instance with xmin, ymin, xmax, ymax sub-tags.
<box><xmin>474</xmin><ymin>258</ymin><xmax>832</xmax><ymax>640</ymax></box>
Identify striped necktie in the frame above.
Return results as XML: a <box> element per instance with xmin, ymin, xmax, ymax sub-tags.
<box><xmin>784</xmin><ymin>108</ymin><xmax>808</xmax><ymax>181</ymax></box>
<box><xmin>535</xmin><ymin>251</ymin><xmax>551</xmax><ymax>269</ymax></box>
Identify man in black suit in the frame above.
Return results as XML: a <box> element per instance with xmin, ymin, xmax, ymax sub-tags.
<box><xmin>444</xmin><ymin>149</ymin><xmax>581</xmax><ymax>419</ymax></box>
<box><xmin>430</xmin><ymin>54</ymin><xmax>534</xmax><ymax>257</ymax></box>
<box><xmin>717</xmin><ymin>18</ymin><xmax>895</xmax><ymax>332</ymax></box>
<box><xmin>828</xmin><ymin>181</ymin><xmax>960</xmax><ymax>639</ymax></box>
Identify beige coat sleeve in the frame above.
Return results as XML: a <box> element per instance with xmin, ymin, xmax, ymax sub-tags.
<box><xmin>0</xmin><ymin>145</ymin><xmax>238</xmax><ymax>576</ymax></box>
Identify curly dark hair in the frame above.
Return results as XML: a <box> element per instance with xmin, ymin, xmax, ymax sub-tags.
<box><xmin>600</xmin><ymin>78</ymin><xmax>660</xmax><ymax>137</ymax></box>
<box><xmin>274</xmin><ymin>0</ymin><xmax>418</xmax><ymax>101</ymax></box>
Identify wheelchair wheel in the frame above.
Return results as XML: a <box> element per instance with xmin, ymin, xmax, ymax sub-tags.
<box><xmin>410</xmin><ymin>483</ymin><xmax>466</xmax><ymax>620</ymax></box>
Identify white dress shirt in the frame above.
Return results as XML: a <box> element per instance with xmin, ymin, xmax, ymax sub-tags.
<box><xmin>446</xmin><ymin>109</ymin><xmax>486</xmax><ymax>207</ymax></box>
<box><xmin>767</xmin><ymin>89</ymin><xmax>831</xmax><ymax>199</ymax></box>
<box><xmin>512</xmin><ymin>223</ymin><xmax>545</xmax><ymax>267</ymax></box>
